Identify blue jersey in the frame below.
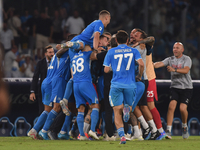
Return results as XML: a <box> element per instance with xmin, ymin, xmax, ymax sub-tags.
<box><xmin>72</xmin><ymin>20</ymin><xmax>104</xmax><ymax>48</ymax></box>
<box><xmin>43</xmin><ymin>55</ymin><xmax>58</xmax><ymax>84</ymax></box>
<box><xmin>103</xmin><ymin>44</ymin><xmax>142</xmax><ymax>88</ymax></box>
<box><xmin>53</xmin><ymin>51</ymin><xmax>71</xmax><ymax>81</ymax></box>
<box><xmin>72</xmin><ymin>50</ymin><xmax>93</xmax><ymax>83</ymax></box>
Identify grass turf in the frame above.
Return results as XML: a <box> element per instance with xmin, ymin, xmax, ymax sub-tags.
<box><xmin>0</xmin><ymin>136</ymin><xmax>200</xmax><ymax>150</ymax></box>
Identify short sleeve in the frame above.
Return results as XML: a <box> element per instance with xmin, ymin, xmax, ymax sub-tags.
<box><xmin>94</xmin><ymin>21</ymin><xmax>104</xmax><ymax>35</ymax></box>
<box><xmin>184</xmin><ymin>56</ymin><xmax>192</xmax><ymax>68</ymax></box>
<box><xmin>103</xmin><ymin>50</ymin><xmax>111</xmax><ymax>67</ymax></box>
<box><xmin>162</xmin><ymin>57</ymin><xmax>170</xmax><ymax>66</ymax></box>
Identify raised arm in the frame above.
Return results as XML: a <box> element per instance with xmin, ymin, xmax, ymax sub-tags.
<box><xmin>56</xmin><ymin>44</ymin><xmax>69</xmax><ymax>58</ymax></box>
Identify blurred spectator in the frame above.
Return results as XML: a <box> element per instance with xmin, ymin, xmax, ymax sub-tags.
<box><xmin>0</xmin><ymin>20</ymin><xmax>14</xmax><ymax>53</ymax></box>
<box><xmin>26</xmin><ymin>9</ymin><xmax>39</xmax><ymax>57</ymax></box>
<box><xmin>20</xmin><ymin>54</ymin><xmax>34</xmax><ymax>78</ymax></box>
<box><xmin>20</xmin><ymin>9</ymin><xmax>32</xmax><ymax>24</ymax></box>
<box><xmin>65</xmin><ymin>9</ymin><xmax>85</xmax><ymax>34</ymax></box>
<box><xmin>33</xmin><ymin>11</ymin><xmax>53</xmax><ymax>60</ymax></box>
<box><xmin>4</xmin><ymin>45</ymin><xmax>25</xmax><ymax>77</ymax></box>
<box><xmin>52</xmin><ymin>10</ymin><xmax>62</xmax><ymax>43</ymax></box>
<box><xmin>7</xmin><ymin>9</ymin><xmax>24</xmax><ymax>49</ymax></box>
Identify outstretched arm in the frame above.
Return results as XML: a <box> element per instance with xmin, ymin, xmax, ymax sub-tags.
<box><xmin>132</xmin><ymin>36</ymin><xmax>155</xmax><ymax>48</ymax></box>
<box><xmin>154</xmin><ymin>62</ymin><xmax>165</xmax><ymax>68</ymax></box>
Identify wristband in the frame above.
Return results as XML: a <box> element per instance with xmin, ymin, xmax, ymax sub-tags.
<box><xmin>175</xmin><ymin>68</ymin><xmax>177</xmax><ymax>72</ymax></box>
<box><xmin>61</xmin><ymin>43</ymin><xmax>66</xmax><ymax>48</ymax></box>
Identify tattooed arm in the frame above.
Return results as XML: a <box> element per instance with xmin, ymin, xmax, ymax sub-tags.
<box><xmin>138</xmin><ymin>36</ymin><xmax>155</xmax><ymax>47</ymax></box>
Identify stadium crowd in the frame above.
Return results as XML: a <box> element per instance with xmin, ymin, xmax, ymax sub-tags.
<box><xmin>1</xmin><ymin>0</ymin><xmax>200</xmax><ymax>79</ymax></box>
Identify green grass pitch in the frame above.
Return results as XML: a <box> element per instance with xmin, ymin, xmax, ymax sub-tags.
<box><xmin>0</xmin><ymin>136</ymin><xmax>200</xmax><ymax>150</ymax></box>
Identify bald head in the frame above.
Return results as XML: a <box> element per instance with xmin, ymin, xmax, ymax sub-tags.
<box><xmin>174</xmin><ymin>42</ymin><xmax>184</xmax><ymax>49</ymax></box>
<box><xmin>173</xmin><ymin>42</ymin><xmax>184</xmax><ymax>58</ymax></box>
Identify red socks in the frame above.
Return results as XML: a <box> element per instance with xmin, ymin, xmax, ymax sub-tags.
<box><xmin>150</xmin><ymin>107</ymin><xmax>162</xmax><ymax>129</ymax></box>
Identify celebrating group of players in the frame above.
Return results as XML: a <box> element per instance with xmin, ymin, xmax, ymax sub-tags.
<box><xmin>27</xmin><ymin>10</ymin><xmax>191</xmax><ymax>144</ymax></box>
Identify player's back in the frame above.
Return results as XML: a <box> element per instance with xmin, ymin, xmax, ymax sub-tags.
<box><xmin>104</xmin><ymin>44</ymin><xmax>142</xmax><ymax>88</ymax></box>
<box><xmin>72</xmin><ymin>50</ymin><xmax>92</xmax><ymax>83</ymax></box>
<box><xmin>74</xmin><ymin>20</ymin><xmax>104</xmax><ymax>47</ymax></box>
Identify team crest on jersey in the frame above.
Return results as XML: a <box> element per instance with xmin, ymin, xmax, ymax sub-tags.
<box><xmin>99</xmin><ymin>26</ymin><xmax>102</xmax><ymax>31</ymax></box>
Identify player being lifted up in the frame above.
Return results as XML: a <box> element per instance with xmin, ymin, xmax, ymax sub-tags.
<box><xmin>103</xmin><ymin>30</ymin><xmax>144</xmax><ymax>144</ymax></box>
<box><xmin>61</xmin><ymin>10</ymin><xmax>111</xmax><ymax>51</ymax></box>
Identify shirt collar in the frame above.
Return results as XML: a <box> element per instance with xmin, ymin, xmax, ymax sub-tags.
<box><xmin>118</xmin><ymin>44</ymin><xmax>127</xmax><ymax>48</ymax></box>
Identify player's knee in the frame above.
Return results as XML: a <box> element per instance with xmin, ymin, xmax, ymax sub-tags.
<box><xmin>147</xmin><ymin>102</ymin><xmax>155</xmax><ymax>110</ymax></box>
<box><xmin>168</xmin><ymin>103</ymin><xmax>176</xmax><ymax>112</ymax></box>
<box><xmin>91</xmin><ymin>103</ymin><xmax>99</xmax><ymax>109</ymax></box>
<box><xmin>179</xmin><ymin>103</ymin><xmax>187</xmax><ymax>113</ymax></box>
<box><xmin>78</xmin><ymin>105</ymin><xmax>85</xmax><ymax>112</ymax></box>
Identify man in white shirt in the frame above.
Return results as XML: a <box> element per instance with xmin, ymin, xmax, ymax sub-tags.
<box><xmin>65</xmin><ymin>10</ymin><xmax>85</xmax><ymax>34</ymax></box>
<box><xmin>4</xmin><ymin>45</ymin><xmax>25</xmax><ymax>77</ymax></box>
<box><xmin>0</xmin><ymin>21</ymin><xmax>14</xmax><ymax>53</ymax></box>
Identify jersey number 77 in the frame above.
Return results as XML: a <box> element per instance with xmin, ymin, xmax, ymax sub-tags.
<box><xmin>114</xmin><ymin>53</ymin><xmax>133</xmax><ymax>71</ymax></box>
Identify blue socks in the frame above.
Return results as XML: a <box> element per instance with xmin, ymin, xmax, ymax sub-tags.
<box><xmin>63</xmin><ymin>79</ymin><xmax>73</xmax><ymax>100</ymax></box>
<box><xmin>91</xmin><ymin>108</ymin><xmax>99</xmax><ymax>132</ymax></box>
<box><xmin>61</xmin><ymin>112</ymin><xmax>72</xmax><ymax>134</ymax></box>
<box><xmin>77</xmin><ymin>112</ymin><xmax>84</xmax><ymax>136</ymax></box>
<box><xmin>127</xmin><ymin>124</ymin><xmax>132</xmax><ymax>134</ymax></box>
<box><xmin>33</xmin><ymin>111</ymin><xmax>48</xmax><ymax>132</ymax></box>
<box><xmin>117</xmin><ymin>127</ymin><xmax>125</xmax><ymax>137</ymax></box>
<box><xmin>43</xmin><ymin>110</ymin><xmax>58</xmax><ymax>131</ymax></box>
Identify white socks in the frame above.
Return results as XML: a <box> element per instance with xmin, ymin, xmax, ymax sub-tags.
<box><xmin>158</xmin><ymin>127</ymin><xmax>164</xmax><ymax>133</ymax></box>
<box><xmin>83</xmin><ymin>122</ymin><xmax>90</xmax><ymax>133</ymax></box>
<box><xmin>167</xmin><ymin>126</ymin><xmax>172</xmax><ymax>132</ymax></box>
<box><xmin>147</xmin><ymin>119</ymin><xmax>157</xmax><ymax>133</ymax></box>
<box><xmin>133</xmin><ymin>125</ymin><xmax>140</xmax><ymax>137</ymax></box>
<box><xmin>182</xmin><ymin>123</ymin><xmax>187</xmax><ymax>128</ymax></box>
<box><xmin>138</xmin><ymin>116</ymin><xmax>149</xmax><ymax>129</ymax></box>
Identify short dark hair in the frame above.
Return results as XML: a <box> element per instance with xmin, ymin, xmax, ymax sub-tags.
<box><xmin>44</xmin><ymin>45</ymin><xmax>53</xmax><ymax>53</ymax></box>
<box><xmin>103</xmin><ymin>32</ymin><xmax>112</xmax><ymax>37</ymax></box>
<box><xmin>100</xmin><ymin>34</ymin><xmax>109</xmax><ymax>41</ymax></box>
<box><xmin>110</xmin><ymin>36</ymin><xmax>118</xmax><ymax>48</ymax></box>
<box><xmin>99</xmin><ymin>10</ymin><xmax>110</xmax><ymax>17</ymax></box>
<box><xmin>136</xmin><ymin>30</ymin><xmax>147</xmax><ymax>39</ymax></box>
<box><xmin>116</xmin><ymin>30</ymin><xmax>129</xmax><ymax>44</ymax></box>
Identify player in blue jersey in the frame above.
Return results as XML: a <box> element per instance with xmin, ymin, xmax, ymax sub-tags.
<box><xmin>38</xmin><ymin>45</ymin><xmax>71</xmax><ymax>140</ymax></box>
<box><xmin>61</xmin><ymin>10</ymin><xmax>111</xmax><ymax>52</ymax></box>
<box><xmin>69</xmin><ymin>45</ymin><xmax>99</xmax><ymax>140</ymax></box>
<box><xmin>27</xmin><ymin>45</ymin><xmax>55</xmax><ymax>139</ymax></box>
<box><xmin>103</xmin><ymin>30</ymin><xmax>144</xmax><ymax>144</ymax></box>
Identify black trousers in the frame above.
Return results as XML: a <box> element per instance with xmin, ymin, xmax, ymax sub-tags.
<box><xmin>104</xmin><ymin>85</ymin><xmax>115</xmax><ymax>137</ymax></box>
<box><xmin>49</xmin><ymin>111</ymin><xmax>65</xmax><ymax>133</ymax></box>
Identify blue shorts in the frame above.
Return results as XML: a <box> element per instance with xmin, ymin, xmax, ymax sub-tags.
<box><xmin>109</xmin><ymin>87</ymin><xmax>136</xmax><ymax>107</ymax></box>
<box><xmin>97</xmin><ymin>75</ymin><xmax>104</xmax><ymax>101</ymax></box>
<box><xmin>41</xmin><ymin>82</ymin><xmax>53</xmax><ymax>107</ymax></box>
<box><xmin>73</xmin><ymin>81</ymin><xmax>98</xmax><ymax>108</ymax></box>
<box><xmin>51</xmin><ymin>77</ymin><xmax>67</xmax><ymax>103</ymax></box>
